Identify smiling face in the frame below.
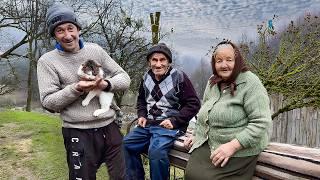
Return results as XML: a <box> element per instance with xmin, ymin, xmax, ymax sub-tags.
<box><xmin>149</xmin><ymin>53</ymin><xmax>170</xmax><ymax>80</ymax></box>
<box><xmin>54</xmin><ymin>23</ymin><xmax>80</xmax><ymax>53</ymax></box>
<box><xmin>214</xmin><ymin>45</ymin><xmax>235</xmax><ymax>80</ymax></box>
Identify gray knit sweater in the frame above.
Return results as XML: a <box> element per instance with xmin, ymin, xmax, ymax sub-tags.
<box><xmin>37</xmin><ymin>42</ymin><xmax>131</xmax><ymax>129</ymax></box>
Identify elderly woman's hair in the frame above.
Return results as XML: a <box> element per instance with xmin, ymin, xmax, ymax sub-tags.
<box><xmin>212</xmin><ymin>40</ymin><xmax>238</xmax><ymax>61</ymax></box>
<box><xmin>209</xmin><ymin>40</ymin><xmax>249</xmax><ymax>95</ymax></box>
<box><xmin>212</xmin><ymin>43</ymin><xmax>235</xmax><ymax>59</ymax></box>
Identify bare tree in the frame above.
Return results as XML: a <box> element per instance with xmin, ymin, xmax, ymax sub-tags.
<box><xmin>190</xmin><ymin>57</ymin><xmax>211</xmax><ymax>99</ymax></box>
<box><xmin>0</xmin><ymin>0</ymin><xmax>48</xmax><ymax>110</ymax></box>
<box><xmin>0</xmin><ymin>0</ymin><xmax>94</xmax><ymax>110</ymax></box>
<box><xmin>0</xmin><ymin>0</ymin><xmax>47</xmax><ymax>60</ymax></box>
<box><xmin>83</xmin><ymin>0</ymin><xmax>151</xmax><ymax>105</ymax></box>
<box><xmin>0</xmin><ymin>59</ymin><xmax>19</xmax><ymax>95</ymax></box>
<box><xmin>24</xmin><ymin>0</ymin><xmax>47</xmax><ymax>111</ymax></box>
<box><xmin>0</xmin><ymin>0</ymin><xmax>152</xmax><ymax>109</ymax></box>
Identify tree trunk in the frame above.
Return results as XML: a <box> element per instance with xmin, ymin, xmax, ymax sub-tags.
<box><xmin>26</xmin><ymin>0</ymin><xmax>40</xmax><ymax>112</ymax></box>
<box><xmin>115</xmin><ymin>91</ymin><xmax>125</xmax><ymax>108</ymax></box>
<box><xmin>26</xmin><ymin>40</ymin><xmax>34</xmax><ymax>112</ymax></box>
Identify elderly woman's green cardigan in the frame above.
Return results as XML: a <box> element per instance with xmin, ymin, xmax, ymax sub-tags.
<box><xmin>190</xmin><ymin>71</ymin><xmax>272</xmax><ymax>157</ymax></box>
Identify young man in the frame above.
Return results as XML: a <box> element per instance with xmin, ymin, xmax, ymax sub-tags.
<box><xmin>37</xmin><ymin>4</ymin><xmax>130</xmax><ymax>180</ymax></box>
<box><xmin>123</xmin><ymin>43</ymin><xmax>201</xmax><ymax>180</ymax></box>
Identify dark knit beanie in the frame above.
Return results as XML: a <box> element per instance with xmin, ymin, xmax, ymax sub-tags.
<box><xmin>146</xmin><ymin>43</ymin><xmax>172</xmax><ymax>63</ymax></box>
<box><xmin>46</xmin><ymin>4</ymin><xmax>82</xmax><ymax>37</ymax></box>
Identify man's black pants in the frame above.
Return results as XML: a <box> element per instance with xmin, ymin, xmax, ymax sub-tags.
<box><xmin>62</xmin><ymin>122</ymin><xmax>125</xmax><ymax>180</ymax></box>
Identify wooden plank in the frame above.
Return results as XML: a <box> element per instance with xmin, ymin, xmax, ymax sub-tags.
<box><xmin>270</xmin><ymin>118</ymin><xmax>275</xmax><ymax>142</ymax></box>
<box><xmin>272</xmin><ymin>118</ymin><xmax>279</xmax><ymax>142</ymax></box>
<box><xmin>173</xmin><ymin>140</ymin><xmax>188</xmax><ymax>153</ymax></box>
<box><xmin>294</xmin><ymin>108</ymin><xmax>300</xmax><ymax>145</ymax></box>
<box><xmin>317</xmin><ymin>111</ymin><xmax>320</xmax><ymax>147</ymax></box>
<box><xmin>268</xmin><ymin>95</ymin><xmax>320</xmax><ymax>147</ymax></box>
<box><xmin>168</xmin><ymin>149</ymin><xmax>190</xmax><ymax>169</ymax></box>
<box><xmin>311</xmin><ymin>109</ymin><xmax>318</xmax><ymax>147</ymax></box>
<box><xmin>283</xmin><ymin>112</ymin><xmax>288</xmax><ymax>143</ymax></box>
<box><xmin>254</xmin><ymin>164</ymin><xmax>310</xmax><ymax>180</ymax></box>
<box><xmin>278</xmin><ymin>113</ymin><xmax>284</xmax><ymax>143</ymax></box>
<box><xmin>286</xmin><ymin>110</ymin><xmax>294</xmax><ymax>144</ymax></box>
<box><xmin>275</xmin><ymin>96</ymin><xmax>282</xmax><ymax>142</ymax></box>
<box><xmin>265</xmin><ymin>142</ymin><xmax>320</xmax><ymax>162</ymax></box>
<box><xmin>270</xmin><ymin>94</ymin><xmax>276</xmax><ymax>114</ymax></box>
<box><xmin>270</xmin><ymin>95</ymin><xmax>278</xmax><ymax>142</ymax></box>
<box><xmin>251</xmin><ymin>176</ymin><xmax>263</xmax><ymax>180</ymax></box>
<box><xmin>257</xmin><ymin>152</ymin><xmax>320</xmax><ymax>178</ymax></box>
<box><xmin>306</xmin><ymin>107</ymin><xmax>312</xmax><ymax>147</ymax></box>
<box><xmin>301</xmin><ymin>107</ymin><xmax>307</xmax><ymax>146</ymax></box>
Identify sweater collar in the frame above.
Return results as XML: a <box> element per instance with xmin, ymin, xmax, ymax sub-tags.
<box><xmin>55</xmin><ymin>39</ymin><xmax>84</xmax><ymax>51</ymax></box>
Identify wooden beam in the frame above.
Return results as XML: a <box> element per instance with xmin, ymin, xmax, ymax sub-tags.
<box><xmin>258</xmin><ymin>151</ymin><xmax>320</xmax><ymax>178</ymax></box>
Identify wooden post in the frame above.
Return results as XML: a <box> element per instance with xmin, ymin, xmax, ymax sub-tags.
<box><xmin>150</xmin><ymin>11</ymin><xmax>161</xmax><ymax>45</ymax></box>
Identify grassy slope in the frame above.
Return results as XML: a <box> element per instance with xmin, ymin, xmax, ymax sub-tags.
<box><xmin>0</xmin><ymin>110</ymin><xmax>107</xmax><ymax>179</ymax></box>
<box><xmin>0</xmin><ymin>110</ymin><xmax>184</xmax><ymax>179</ymax></box>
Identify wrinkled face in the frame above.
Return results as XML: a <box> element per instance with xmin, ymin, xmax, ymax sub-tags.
<box><xmin>54</xmin><ymin>23</ymin><xmax>80</xmax><ymax>53</ymax></box>
<box><xmin>214</xmin><ymin>46</ymin><xmax>235</xmax><ymax>80</ymax></box>
<box><xmin>149</xmin><ymin>53</ymin><xmax>170</xmax><ymax>80</ymax></box>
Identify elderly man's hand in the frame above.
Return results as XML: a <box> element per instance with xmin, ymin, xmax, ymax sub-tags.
<box><xmin>159</xmin><ymin>119</ymin><xmax>173</xmax><ymax>129</ymax></box>
<box><xmin>137</xmin><ymin>117</ymin><xmax>147</xmax><ymax>128</ymax></box>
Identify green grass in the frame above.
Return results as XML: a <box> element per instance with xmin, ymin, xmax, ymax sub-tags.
<box><xmin>0</xmin><ymin>110</ymin><xmax>109</xmax><ymax>179</ymax></box>
<box><xmin>0</xmin><ymin>110</ymin><xmax>185</xmax><ymax>179</ymax></box>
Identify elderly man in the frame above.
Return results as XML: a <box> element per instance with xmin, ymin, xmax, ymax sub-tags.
<box><xmin>123</xmin><ymin>43</ymin><xmax>200</xmax><ymax>180</ymax></box>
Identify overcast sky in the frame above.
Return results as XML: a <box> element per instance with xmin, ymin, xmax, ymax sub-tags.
<box><xmin>122</xmin><ymin>0</ymin><xmax>320</xmax><ymax>61</ymax></box>
<box><xmin>2</xmin><ymin>0</ymin><xmax>320</xmax><ymax>72</ymax></box>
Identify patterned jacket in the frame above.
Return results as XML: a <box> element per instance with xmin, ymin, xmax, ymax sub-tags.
<box><xmin>137</xmin><ymin>67</ymin><xmax>201</xmax><ymax>131</ymax></box>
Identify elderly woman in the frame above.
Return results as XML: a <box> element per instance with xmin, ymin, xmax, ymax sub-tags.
<box><xmin>184</xmin><ymin>40</ymin><xmax>272</xmax><ymax>180</ymax></box>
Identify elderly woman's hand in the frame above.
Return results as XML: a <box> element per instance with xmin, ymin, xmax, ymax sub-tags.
<box><xmin>184</xmin><ymin>134</ymin><xmax>194</xmax><ymax>150</ymax></box>
<box><xmin>210</xmin><ymin>139</ymin><xmax>242</xmax><ymax>167</ymax></box>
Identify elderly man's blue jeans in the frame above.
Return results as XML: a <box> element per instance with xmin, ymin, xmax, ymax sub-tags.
<box><xmin>123</xmin><ymin>125</ymin><xmax>179</xmax><ymax>180</ymax></box>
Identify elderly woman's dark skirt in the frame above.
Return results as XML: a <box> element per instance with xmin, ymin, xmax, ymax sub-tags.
<box><xmin>185</xmin><ymin>142</ymin><xmax>258</xmax><ymax>180</ymax></box>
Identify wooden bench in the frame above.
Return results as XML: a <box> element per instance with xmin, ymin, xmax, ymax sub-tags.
<box><xmin>126</xmin><ymin>119</ymin><xmax>320</xmax><ymax>179</ymax></box>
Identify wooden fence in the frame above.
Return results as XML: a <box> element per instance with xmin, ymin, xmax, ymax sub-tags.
<box><xmin>270</xmin><ymin>95</ymin><xmax>320</xmax><ymax>148</ymax></box>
